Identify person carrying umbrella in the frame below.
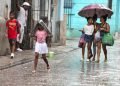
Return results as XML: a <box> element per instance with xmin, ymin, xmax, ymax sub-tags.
<box><xmin>78</xmin><ymin>4</ymin><xmax>113</xmax><ymax>62</ymax></box>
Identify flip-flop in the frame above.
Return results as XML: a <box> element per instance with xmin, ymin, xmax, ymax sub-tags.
<box><xmin>47</xmin><ymin>67</ymin><xmax>50</xmax><ymax>72</ymax></box>
<box><xmin>89</xmin><ymin>54</ymin><xmax>93</xmax><ymax>59</ymax></box>
<box><xmin>32</xmin><ymin>70</ymin><xmax>36</xmax><ymax>73</ymax></box>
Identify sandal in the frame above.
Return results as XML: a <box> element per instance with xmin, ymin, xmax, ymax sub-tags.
<box><xmin>89</xmin><ymin>54</ymin><xmax>93</xmax><ymax>59</ymax></box>
<box><xmin>104</xmin><ymin>59</ymin><xmax>107</xmax><ymax>62</ymax></box>
<box><xmin>47</xmin><ymin>66</ymin><xmax>50</xmax><ymax>72</ymax></box>
<box><xmin>32</xmin><ymin>70</ymin><xmax>36</xmax><ymax>73</ymax></box>
<box><xmin>96</xmin><ymin>60</ymin><xmax>100</xmax><ymax>63</ymax></box>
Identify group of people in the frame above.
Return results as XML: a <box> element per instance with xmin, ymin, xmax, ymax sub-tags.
<box><xmin>6</xmin><ymin>2</ymin><xmax>50</xmax><ymax>73</ymax></box>
<box><xmin>6</xmin><ymin>2</ymin><xmax>31</xmax><ymax>59</ymax></box>
<box><xmin>80</xmin><ymin>14</ymin><xmax>110</xmax><ymax>63</ymax></box>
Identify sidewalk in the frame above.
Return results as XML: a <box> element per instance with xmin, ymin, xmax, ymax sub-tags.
<box><xmin>1</xmin><ymin>38</ymin><xmax>119</xmax><ymax>70</ymax></box>
<box><xmin>0</xmin><ymin>39</ymin><xmax>79</xmax><ymax>70</ymax></box>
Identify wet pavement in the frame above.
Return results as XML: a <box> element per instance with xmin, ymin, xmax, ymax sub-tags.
<box><xmin>0</xmin><ymin>39</ymin><xmax>120</xmax><ymax>86</ymax></box>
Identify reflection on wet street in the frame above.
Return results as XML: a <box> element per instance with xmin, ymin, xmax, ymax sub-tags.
<box><xmin>0</xmin><ymin>40</ymin><xmax>120</xmax><ymax>86</ymax></box>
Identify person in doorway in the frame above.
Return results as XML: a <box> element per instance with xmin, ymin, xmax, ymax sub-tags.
<box><xmin>6</xmin><ymin>11</ymin><xmax>20</xmax><ymax>59</ymax></box>
<box><xmin>16</xmin><ymin>1</ymin><xmax>31</xmax><ymax>51</ymax></box>
<box><xmin>100</xmin><ymin>15</ymin><xmax>110</xmax><ymax>62</ymax></box>
<box><xmin>82</xmin><ymin>17</ymin><xmax>94</xmax><ymax>61</ymax></box>
<box><xmin>32</xmin><ymin>22</ymin><xmax>50</xmax><ymax>73</ymax></box>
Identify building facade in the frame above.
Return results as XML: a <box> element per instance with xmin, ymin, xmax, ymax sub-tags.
<box><xmin>32</xmin><ymin>0</ymin><xmax>66</xmax><ymax>44</ymax></box>
<box><xmin>0</xmin><ymin>0</ymin><xmax>11</xmax><ymax>55</ymax></box>
<box><xmin>65</xmin><ymin>0</ymin><xmax>120</xmax><ymax>38</ymax></box>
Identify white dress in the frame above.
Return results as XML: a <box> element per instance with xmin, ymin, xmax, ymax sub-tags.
<box><xmin>35</xmin><ymin>42</ymin><xmax>48</xmax><ymax>54</ymax></box>
<box><xmin>34</xmin><ymin>30</ymin><xmax>48</xmax><ymax>54</ymax></box>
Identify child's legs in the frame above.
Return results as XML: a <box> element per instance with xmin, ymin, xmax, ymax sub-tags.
<box><xmin>93</xmin><ymin>40</ymin><xmax>96</xmax><ymax>60</ymax></box>
<box><xmin>12</xmin><ymin>40</ymin><xmax>16</xmax><ymax>53</ymax></box>
<box><xmin>97</xmin><ymin>41</ymin><xmax>101</xmax><ymax>61</ymax></box>
<box><xmin>87</xmin><ymin>42</ymin><xmax>92</xmax><ymax>59</ymax></box>
<box><xmin>82</xmin><ymin>43</ymin><xmax>86</xmax><ymax>59</ymax></box>
<box><xmin>34</xmin><ymin>52</ymin><xmax>39</xmax><ymax>70</ymax></box>
<box><xmin>42</xmin><ymin>54</ymin><xmax>49</xmax><ymax>68</ymax></box>
<box><xmin>102</xmin><ymin>44</ymin><xmax>107</xmax><ymax>60</ymax></box>
<box><xmin>9</xmin><ymin>39</ymin><xmax>16</xmax><ymax>53</ymax></box>
<box><xmin>9</xmin><ymin>39</ymin><xmax>12</xmax><ymax>52</ymax></box>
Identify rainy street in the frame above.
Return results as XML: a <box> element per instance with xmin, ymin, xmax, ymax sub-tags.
<box><xmin>0</xmin><ymin>39</ymin><xmax>120</xmax><ymax>86</ymax></box>
<box><xmin>0</xmin><ymin>0</ymin><xmax>119</xmax><ymax>86</ymax></box>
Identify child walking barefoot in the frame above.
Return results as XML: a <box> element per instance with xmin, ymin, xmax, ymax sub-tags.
<box><xmin>32</xmin><ymin>22</ymin><xmax>50</xmax><ymax>73</ymax></box>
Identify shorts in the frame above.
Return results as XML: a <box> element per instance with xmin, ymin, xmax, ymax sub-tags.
<box><xmin>9</xmin><ymin>39</ymin><xmax>16</xmax><ymax>46</ymax></box>
<box><xmin>84</xmin><ymin>34</ymin><xmax>94</xmax><ymax>42</ymax></box>
<box><xmin>35</xmin><ymin>42</ymin><xmax>48</xmax><ymax>54</ymax></box>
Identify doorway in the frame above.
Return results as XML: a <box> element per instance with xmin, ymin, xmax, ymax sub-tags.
<box><xmin>11</xmin><ymin>0</ymin><xmax>32</xmax><ymax>49</ymax></box>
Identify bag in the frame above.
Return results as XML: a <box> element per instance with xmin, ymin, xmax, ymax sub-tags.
<box><xmin>78</xmin><ymin>34</ymin><xmax>85</xmax><ymax>48</ymax></box>
<box><xmin>95</xmin><ymin>30</ymin><xmax>101</xmax><ymax>41</ymax></box>
<box><xmin>102</xmin><ymin>33</ymin><xmax>114</xmax><ymax>46</ymax></box>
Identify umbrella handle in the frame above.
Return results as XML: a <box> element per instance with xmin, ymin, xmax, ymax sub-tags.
<box><xmin>95</xmin><ymin>9</ymin><xmax>96</xmax><ymax>15</ymax></box>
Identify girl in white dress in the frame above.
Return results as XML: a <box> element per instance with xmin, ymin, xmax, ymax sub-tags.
<box><xmin>32</xmin><ymin>23</ymin><xmax>50</xmax><ymax>72</ymax></box>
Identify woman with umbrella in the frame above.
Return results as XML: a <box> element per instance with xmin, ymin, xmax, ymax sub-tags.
<box><xmin>99</xmin><ymin>15</ymin><xmax>110</xmax><ymax>62</ymax></box>
<box><xmin>78</xmin><ymin>4</ymin><xmax>113</xmax><ymax>62</ymax></box>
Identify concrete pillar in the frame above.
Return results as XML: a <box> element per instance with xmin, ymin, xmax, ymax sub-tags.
<box><xmin>115</xmin><ymin>0</ymin><xmax>120</xmax><ymax>32</ymax></box>
<box><xmin>32</xmin><ymin>0</ymin><xmax>40</xmax><ymax>21</ymax></box>
<box><xmin>52</xmin><ymin>0</ymin><xmax>65</xmax><ymax>44</ymax></box>
<box><xmin>48</xmin><ymin>0</ymin><xmax>52</xmax><ymax>32</ymax></box>
<box><xmin>0</xmin><ymin>0</ymin><xmax>11</xmax><ymax>56</ymax></box>
<box><xmin>58</xmin><ymin>0</ymin><xmax>64</xmax><ymax>21</ymax></box>
<box><xmin>52</xmin><ymin>0</ymin><xmax>58</xmax><ymax>42</ymax></box>
<box><xmin>0</xmin><ymin>17</ymin><xmax>10</xmax><ymax>56</ymax></box>
<box><xmin>0</xmin><ymin>0</ymin><xmax>11</xmax><ymax>18</ymax></box>
<box><xmin>114</xmin><ymin>0</ymin><xmax>120</xmax><ymax>39</ymax></box>
<box><xmin>60</xmin><ymin>14</ymin><xmax>67</xmax><ymax>45</ymax></box>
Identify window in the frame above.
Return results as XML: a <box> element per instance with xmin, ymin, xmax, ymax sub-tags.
<box><xmin>64</xmin><ymin>0</ymin><xmax>73</xmax><ymax>8</ymax></box>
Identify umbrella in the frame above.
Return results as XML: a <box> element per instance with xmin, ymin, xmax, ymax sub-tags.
<box><xmin>78</xmin><ymin>4</ymin><xmax>113</xmax><ymax>18</ymax></box>
<box><xmin>39</xmin><ymin>19</ymin><xmax>52</xmax><ymax>35</ymax></box>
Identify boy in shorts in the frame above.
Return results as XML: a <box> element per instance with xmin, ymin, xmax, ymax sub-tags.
<box><xmin>6</xmin><ymin>11</ymin><xmax>20</xmax><ymax>59</ymax></box>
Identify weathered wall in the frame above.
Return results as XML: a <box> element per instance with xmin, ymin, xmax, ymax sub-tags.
<box><xmin>0</xmin><ymin>17</ymin><xmax>10</xmax><ymax>56</ymax></box>
<box><xmin>0</xmin><ymin>0</ymin><xmax>11</xmax><ymax>19</ymax></box>
<box><xmin>60</xmin><ymin>14</ymin><xmax>67</xmax><ymax>45</ymax></box>
<box><xmin>65</xmin><ymin>0</ymin><xmax>118</xmax><ymax>38</ymax></box>
<box><xmin>0</xmin><ymin>0</ymin><xmax>11</xmax><ymax>56</ymax></box>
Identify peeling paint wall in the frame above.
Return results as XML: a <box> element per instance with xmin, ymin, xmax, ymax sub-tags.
<box><xmin>0</xmin><ymin>0</ymin><xmax>11</xmax><ymax>19</ymax></box>
<box><xmin>0</xmin><ymin>0</ymin><xmax>11</xmax><ymax>56</ymax></box>
<box><xmin>65</xmin><ymin>0</ymin><xmax>119</xmax><ymax>38</ymax></box>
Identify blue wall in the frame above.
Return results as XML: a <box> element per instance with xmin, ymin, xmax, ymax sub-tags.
<box><xmin>65</xmin><ymin>0</ymin><xmax>119</xmax><ymax>38</ymax></box>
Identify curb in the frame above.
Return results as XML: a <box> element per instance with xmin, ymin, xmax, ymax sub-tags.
<box><xmin>0</xmin><ymin>58</ymin><xmax>33</xmax><ymax>70</ymax></box>
<box><xmin>0</xmin><ymin>48</ymin><xmax>79</xmax><ymax>70</ymax></box>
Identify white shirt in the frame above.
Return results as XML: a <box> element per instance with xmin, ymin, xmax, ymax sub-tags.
<box><xmin>83</xmin><ymin>25</ymin><xmax>94</xmax><ymax>35</ymax></box>
<box><xmin>17</xmin><ymin>7</ymin><xmax>28</xmax><ymax>26</ymax></box>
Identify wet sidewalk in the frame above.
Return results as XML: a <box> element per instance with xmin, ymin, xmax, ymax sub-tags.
<box><xmin>0</xmin><ymin>39</ymin><xmax>79</xmax><ymax>70</ymax></box>
<box><xmin>0</xmin><ymin>39</ymin><xmax>120</xmax><ymax>86</ymax></box>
